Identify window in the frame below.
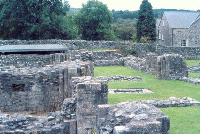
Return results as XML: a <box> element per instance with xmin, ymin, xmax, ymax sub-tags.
<box><xmin>163</xmin><ymin>21</ymin><xmax>165</xmax><ymax>26</ymax></box>
<box><xmin>162</xmin><ymin>34</ymin><xmax>164</xmax><ymax>40</ymax></box>
<box><xmin>12</xmin><ymin>84</ymin><xmax>25</xmax><ymax>92</ymax></box>
<box><xmin>159</xmin><ymin>32</ymin><xmax>162</xmax><ymax>40</ymax></box>
<box><xmin>181</xmin><ymin>40</ymin><xmax>187</xmax><ymax>46</ymax></box>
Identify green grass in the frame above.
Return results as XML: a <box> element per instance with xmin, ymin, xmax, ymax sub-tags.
<box><xmin>161</xmin><ymin>107</ymin><xmax>200</xmax><ymax>134</ymax></box>
<box><xmin>94</xmin><ymin>67</ymin><xmax>200</xmax><ymax>134</ymax></box>
<box><xmin>94</xmin><ymin>66</ymin><xmax>200</xmax><ymax>104</ymax></box>
<box><xmin>189</xmin><ymin>73</ymin><xmax>200</xmax><ymax>78</ymax></box>
<box><xmin>95</xmin><ymin>66</ymin><xmax>200</xmax><ymax>134</ymax></box>
<box><xmin>185</xmin><ymin>59</ymin><xmax>200</xmax><ymax>78</ymax></box>
<box><xmin>185</xmin><ymin>59</ymin><xmax>200</xmax><ymax>66</ymax></box>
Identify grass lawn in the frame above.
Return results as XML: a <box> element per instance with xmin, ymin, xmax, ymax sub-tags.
<box><xmin>94</xmin><ymin>66</ymin><xmax>200</xmax><ymax>134</ymax></box>
<box><xmin>185</xmin><ymin>59</ymin><xmax>200</xmax><ymax>78</ymax></box>
<box><xmin>188</xmin><ymin>73</ymin><xmax>200</xmax><ymax>78</ymax></box>
<box><xmin>94</xmin><ymin>66</ymin><xmax>200</xmax><ymax>104</ymax></box>
<box><xmin>161</xmin><ymin>107</ymin><xmax>200</xmax><ymax>134</ymax></box>
<box><xmin>185</xmin><ymin>59</ymin><xmax>200</xmax><ymax>66</ymax></box>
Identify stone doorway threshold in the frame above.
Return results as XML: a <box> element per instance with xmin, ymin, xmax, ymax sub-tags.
<box><xmin>109</xmin><ymin>89</ymin><xmax>154</xmax><ymax>94</ymax></box>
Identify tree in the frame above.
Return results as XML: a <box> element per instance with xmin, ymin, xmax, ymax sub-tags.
<box><xmin>112</xmin><ymin>24</ymin><xmax>136</xmax><ymax>42</ymax></box>
<box><xmin>0</xmin><ymin>0</ymin><xmax>71</xmax><ymax>39</ymax></box>
<box><xmin>137</xmin><ymin>0</ymin><xmax>156</xmax><ymax>42</ymax></box>
<box><xmin>75</xmin><ymin>0</ymin><xmax>114</xmax><ymax>40</ymax></box>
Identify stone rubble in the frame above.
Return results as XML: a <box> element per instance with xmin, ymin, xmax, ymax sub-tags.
<box><xmin>101</xmin><ymin>75</ymin><xmax>142</xmax><ymax>81</ymax></box>
<box><xmin>109</xmin><ymin>89</ymin><xmax>154</xmax><ymax>94</ymax></box>
<box><xmin>180</xmin><ymin>77</ymin><xmax>200</xmax><ymax>85</ymax></box>
<box><xmin>97</xmin><ymin>101</ymin><xmax>170</xmax><ymax>134</ymax></box>
<box><xmin>138</xmin><ymin>97</ymin><xmax>200</xmax><ymax>108</ymax></box>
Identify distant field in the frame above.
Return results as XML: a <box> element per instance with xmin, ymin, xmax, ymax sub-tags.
<box><xmin>94</xmin><ymin>66</ymin><xmax>200</xmax><ymax>134</ymax></box>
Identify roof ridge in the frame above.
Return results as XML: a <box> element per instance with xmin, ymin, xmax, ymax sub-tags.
<box><xmin>164</xmin><ymin>11</ymin><xmax>198</xmax><ymax>13</ymax></box>
<box><xmin>190</xmin><ymin>13</ymin><xmax>200</xmax><ymax>28</ymax></box>
<box><xmin>164</xmin><ymin>11</ymin><xmax>199</xmax><ymax>28</ymax></box>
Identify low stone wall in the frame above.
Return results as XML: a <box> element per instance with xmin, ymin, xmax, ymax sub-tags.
<box><xmin>0</xmin><ymin>53</ymin><xmax>68</xmax><ymax>68</ymax></box>
<box><xmin>180</xmin><ymin>77</ymin><xmax>200</xmax><ymax>85</ymax></box>
<box><xmin>81</xmin><ymin>50</ymin><xmax>124</xmax><ymax>66</ymax></box>
<box><xmin>156</xmin><ymin>45</ymin><xmax>200</xmax><ymax>59</ymax></box>
<box><xmin>104</xmin><ymin>75</ymin><xmax>142</xmax><ymax>81</ymax></box>
<box><xmin>138</xmin><ymin>97</ymin><xmax>200</xmax><ymax>108</ymax></box>
<box><xmin>188</xmin><ymin>64</ymin><xmax>200</xmax><ymax>73</ymax></box>
<box><xmin>0</xmin><ymin>40</ymin><xmax>156</xmax><ymax>57</ymax></box>
<box><xmin>2</xmin><ymin>40</ymin><xmax>200</xmax><ymax>58</ymax></box>
<box><xmin>123</xmin><ymin>55</ymin><xmax>147</xmax><ymax>72</ymax></box>
<box><xmin>0</xmin><ymin>112</ymin><xmax>75</xmax><ymax>134</ymax></box>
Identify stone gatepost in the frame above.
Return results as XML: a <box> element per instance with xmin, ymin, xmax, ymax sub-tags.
<box><xmin>146</xmin><ymin>53</ymin><xmax>157</xmax><ymax>74</ymax></box>
<box><xmin>76</xmin><ymin>82</ymin><xmax>107</xmax><ymax>134</ymax></box>
<box><xmin>156</xmin><ymin>54</ymin><xmax>188</xmax><ymax>80</ymax></box>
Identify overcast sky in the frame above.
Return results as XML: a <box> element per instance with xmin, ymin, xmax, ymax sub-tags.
<box><xmin>67</xmin><ymin>0</ymin><xmax>200</xmax><ymax>11</ymax></box>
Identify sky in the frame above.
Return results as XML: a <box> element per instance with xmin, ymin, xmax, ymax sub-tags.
<box><xmin>67</xmin><ymin>0</ymin><xmax>200</xmax><ymax>11</ymax></box>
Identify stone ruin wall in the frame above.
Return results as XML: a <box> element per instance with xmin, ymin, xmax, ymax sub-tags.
<box><xmin>0</xmin><ymin>53</ymin><xmax>68</xmax><ymax>68</ymax></box>
<box><xmin>0</xmin><ymin>50</ymin><xmax>123</xmax><ymax>68</ymax></box>
<box><xmin>3</xmin><ymin>39</ymin><xmax>200</xmax><ymax>58</ymax></box>
<box><xmin>156</xmin><ymin>54</ymin><xmax>188</xmax><ymax>80</ymax></box>
<box><xmin>0</xmin><ymin>40</ymin><xmax>195</xmax><ymax>133</ymax></box>
<box><xmin>0</xmin><ymin>60</ymin><xmax>94</xmax><ymax>112</ymax></box>
<box><xmin>0</xmin><ymin>75</ymin><xmax>171</xmax><ymax>134</ymax></box>
<box><xmin>124</xmin><ymin>53</ymin><xmax>188</xmax><ymax>80</ymax></box>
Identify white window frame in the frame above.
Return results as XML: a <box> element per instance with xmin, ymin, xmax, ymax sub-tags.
<box><xmin>181</xmin><ymin>39</ymin><xmax>187</xmax><ymax>46</ymax></box>
<box><xmin>162</xmin><ymin>34</ymin><xmax>164</xmax><ymax>40</ymax></box>
<box><xmin>159</xmin><ymin>32</ymin><xmax>162</xmax><ymax>40</ymax></box>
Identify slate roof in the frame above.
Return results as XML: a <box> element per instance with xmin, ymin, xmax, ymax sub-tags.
<box><xmin>0</xmin><ymin>44</ymin><xmax>68</xmax><ymax>53</ymax></box>
<box><xmin>164</xmin><ymin>11</ymin><xmax>200</xmax><ymax>28</ymax></box>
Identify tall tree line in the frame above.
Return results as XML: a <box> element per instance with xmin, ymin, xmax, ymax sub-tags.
<box><xmin>0</xmin><ymin>0</ymin><xmax>71</xmax><ymax>39</ymax></box>
<box><xmin>0</xmin><ymin>0</ymin><xmax>158</xmax><ymax>42</ymax></box>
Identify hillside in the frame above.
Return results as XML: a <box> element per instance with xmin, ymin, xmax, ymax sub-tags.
<box><xmin>68</xmin><ymin>8</ymin><xmax>199</xmax><ymax>19</ymax></box>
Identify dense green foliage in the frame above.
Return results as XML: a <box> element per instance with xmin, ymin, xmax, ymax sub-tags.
<box><xmin>137</xmin><ymin>0</ymin><xmax>156</xmax><ymax>42</ymax></box>
<box><xmin>112</xmin><ymin>10</ymin><xmax>138</xmax><ymax>21</ymax></box>
<box><xmin>112</xmin><ymin>24</ymin><xmax>136</xmax><ymax>42</ymax></box>
<box><xmin>0</xmin><ymin>0</ymin><xmax>197</xmax><ymax>40</ymax></box>
<box><xmin>111</xmin><ymin>18</ymin><xmax>137</xmax><ymax>42</ymax></box>
<box><xmin>94</xmin><ymin>66</ymin><xmax>200</xmax><ymax>134</ymax></box>
<box><xmin>0</xmin><ymin>0</ymin><xmax>72</xmax><ymax>39</ymax></box>
<box><xmin>75</xmin><ymin>0</ymin><xmax>114</xmax><ymax>40</ymax></box>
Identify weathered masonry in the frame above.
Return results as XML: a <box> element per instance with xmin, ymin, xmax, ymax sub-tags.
<box><xmin>0</xmin><ymin>41</ymin><xmax>181</xmax><ymax>133</ymax></box>
<box><xmin>0</xmin><ymin>60</ymin><xmax>94</xmax><ymax>112</ymax></box>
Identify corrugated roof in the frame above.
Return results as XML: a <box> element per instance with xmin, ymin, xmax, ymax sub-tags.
<box><xmin>164</xmin><ymin>11</ymin><xmax>200</xmax><ymax>28</ymax></box>
<box><xmin>0</xmin><ymin>44</ymin><xmax>68</xmax><ymax>53</ymax></box>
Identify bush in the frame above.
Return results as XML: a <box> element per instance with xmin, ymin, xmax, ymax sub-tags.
<box><xmin>117</xmin><ymin>45</ymin><xmax>136</xmax><ymax>56</ymax></box>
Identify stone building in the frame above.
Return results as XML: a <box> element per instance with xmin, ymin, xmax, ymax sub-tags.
<box><xmin>157</xmin><ymin>11</ymin><xmax>200</xmax><ymax>46</ymax></box>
